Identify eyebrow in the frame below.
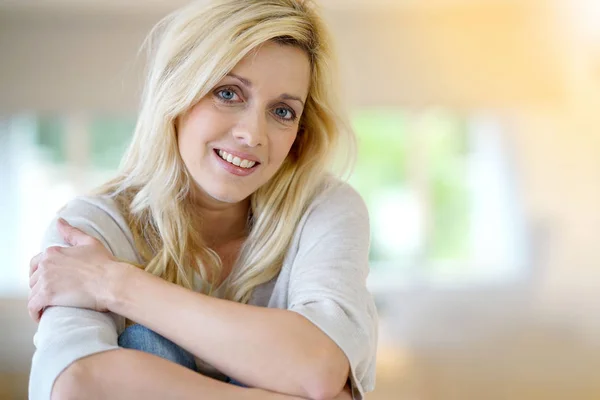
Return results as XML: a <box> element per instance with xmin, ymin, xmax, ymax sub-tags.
<box><xmin>226</xmin><ymin>73</ymin><xmax>305</xmax><ymax>107</ymax></box>
<box><xmin>227</xmin><ymin>73</ymin><xmax>252</xmax><ymax>87</ymax></box>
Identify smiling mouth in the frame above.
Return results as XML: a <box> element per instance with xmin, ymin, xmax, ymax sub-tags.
<box><xmin>214</xmin><ymin>149</ymin><xmax>260</xmax><ymax>169</ymax></box>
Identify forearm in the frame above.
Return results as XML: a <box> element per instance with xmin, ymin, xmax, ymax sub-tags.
<box><xmin>52</xmin><ymin>348</ymin><xmax>308</xmax><ymax>400</ymax></box>
<box><xmin>107</xmin><ymin>265</ymin><xmax>349</xmax><ymax>399</ymax></box>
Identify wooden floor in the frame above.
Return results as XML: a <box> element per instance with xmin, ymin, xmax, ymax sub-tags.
<box><xmin>0</xmin><ymin>374</ymin><xmax>28</xmax><ymax>400</ymax></box>
<box><xmin>367</xmin><ymin>285</ymin><xmax>600</xmax><ymax>400</ymax></box>
<box><xmin>368</xmin><ymin>343</ymin><xmax>600</xmax><ymax>400</ymax></box>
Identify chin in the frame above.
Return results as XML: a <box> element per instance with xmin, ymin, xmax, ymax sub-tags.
<box><xmin>191</xmin><ymin>171</ymin><xmax>260</xmax><ymax>204</ymax></box>
<box><xmin>211</xmin><ymin>192</ymin><xmax>246</xmax><ymax>204</ymax></box>
<box><xmin>204</xmin><ymin>184</ymin><xmax>252</xmax><ymax>204</ymax></box>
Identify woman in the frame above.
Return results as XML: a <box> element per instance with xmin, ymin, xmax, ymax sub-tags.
<box><xmin>28</xmin><ymin>1</ymin><xmax>378</xmax><ymax>399</ymax></box>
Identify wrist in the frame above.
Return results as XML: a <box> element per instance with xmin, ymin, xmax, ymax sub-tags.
<box><xmin>103</xmin><ymin>261</ymin><xmax>135</xmax><ymax>312</ymax></box>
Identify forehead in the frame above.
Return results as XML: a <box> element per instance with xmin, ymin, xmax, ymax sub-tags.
<box><xmin>229</xmin><ymin>41</ymin><xmax>311</xmax><ymax>99</ymax></box>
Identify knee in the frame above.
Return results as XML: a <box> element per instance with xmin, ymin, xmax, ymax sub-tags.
<box><xmin>118</xmin><ymin>324</ymin><xmax>196</xmax><ymax>371</ymax></box>
<box><xmin>118</xmin><ymin>324</ymin><xmax>160</xmax><ymax>348</ymax></box>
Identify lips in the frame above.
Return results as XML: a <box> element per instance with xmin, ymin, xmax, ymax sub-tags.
<box><xmin>216</xmin><ymin>149</ymin><xmax>258</xmax><ymax>169</ymax></box>
<box><xmin>212</xmin><ymin>148</ymin><xmax>260</xmax><ymax>176</ymax></box>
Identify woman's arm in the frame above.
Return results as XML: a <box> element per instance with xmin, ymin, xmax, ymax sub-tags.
<box><xmin>97</xmin><ymin>183</ymin><xmax>375</xmax><ymax>399</ymax></box>
<box><xmin>104</xmin><ymin>265</ymin><xmax>349</xmax><ymax>400</ymax></box>
<box><xmin>29</xmin><ymin>213</ymin><xmax>349</xmax><ymax>399</ymax></box>
<box><xmin>31</xmin><ymin>185</ymin><xmax>375</xmax><ymax>399</ymax></box>
<box><xmin>52</xmin><ymin>348</ymin><xmax>334</xmax><ymax>400</ymax></box>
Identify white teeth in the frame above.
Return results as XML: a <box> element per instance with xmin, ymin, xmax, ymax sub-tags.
<box><xmin>217</xmin><ymin>150</ymin><xmax>257</xmax><ymax>169</ymax></box>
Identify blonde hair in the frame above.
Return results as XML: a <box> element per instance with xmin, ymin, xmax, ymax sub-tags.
<box><xmin>97</xmin><ymin>0</ymin><xmax>356</xmax><ymax>303</ymax></box>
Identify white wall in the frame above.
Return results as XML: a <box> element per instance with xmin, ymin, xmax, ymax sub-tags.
<box><xmin>0</xmin><ymin>3</ymin><xmax>568</xmax><ymax>112</ymax></box>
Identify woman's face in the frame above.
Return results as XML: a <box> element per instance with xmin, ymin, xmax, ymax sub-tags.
<box><xmin>177</xmin><ymin>41</ymin><xmax>311</xmax><ymax>206</ymax></box>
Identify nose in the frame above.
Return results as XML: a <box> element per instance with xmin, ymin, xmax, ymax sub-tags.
<box><xmin>233</xmin><ymin>110</ymin><xmax>267</xmax><ymax>148</ymax></box>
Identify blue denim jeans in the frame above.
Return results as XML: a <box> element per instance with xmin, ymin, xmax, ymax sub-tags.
<box><xmin>118</xmin><ymin>324</ymin><xmax>245</xmax><ymax>387</ymax></box>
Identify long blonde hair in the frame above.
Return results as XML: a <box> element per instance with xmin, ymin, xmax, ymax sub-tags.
<box><xmin>97</xmin><ymin>0</ymin><xmax>355</xmax><ymax>303</ymax></box>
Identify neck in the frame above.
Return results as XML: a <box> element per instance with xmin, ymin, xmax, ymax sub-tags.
<box><xmin>188</xmin><ymin>188</ymin><xmax>251</xmax><ymax>248</ymax></box>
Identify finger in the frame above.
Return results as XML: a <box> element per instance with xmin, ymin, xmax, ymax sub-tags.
<box><xmin>29</xmin><ymin>266</ymin><xmax>41</xmax><ymax>289</ymax></box>
<box><xmin>28</xmin><ymin>292</ymin><xmax>45</xmax><ymax>323</ymax></box>
<box><xmin>28</xmin><ymin>283</ymin><xmax>35</xmax><ymax>302</ymax></box>
<box><xmin>29</xmin><ymin>253</ymin><xmax>42</xmax><ymax>277</ymax></box>
<box><xmin>57</xmin><ymin>218</ymin><xmax>96</xmax><ymax>246</ymax></box>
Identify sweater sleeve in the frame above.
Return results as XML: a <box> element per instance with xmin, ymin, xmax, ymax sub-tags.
<box><xmin>287</xmin><ymin>182</ymin><xmax>378</xmax><ymax>399</ymax></box>
<box><xmin>28</xmin><ymin>197</ymin><xmax>135</xmax><ymax>400</ymax></box>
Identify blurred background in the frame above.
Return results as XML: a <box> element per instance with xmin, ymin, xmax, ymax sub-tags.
<box><xmin>1</xmin><ymin>0</ymin><xmax>600</xmax><ymax>399</ymax></box>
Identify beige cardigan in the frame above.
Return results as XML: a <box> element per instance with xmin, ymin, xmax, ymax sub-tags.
<box><xmin>29</xmin><ymin>178</ymin><xmax>378</xmax><ymax>399</ymax></box>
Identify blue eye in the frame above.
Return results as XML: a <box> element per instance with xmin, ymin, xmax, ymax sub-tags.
<box><xmin>274</xmin><ymin>107</ymin><xmax>294</xmax><ymax>121</ymax></box>
<box><xmin>218</xmin><ymin>89</ymin><xmax>236</xmax><ymax>101</ymax></box>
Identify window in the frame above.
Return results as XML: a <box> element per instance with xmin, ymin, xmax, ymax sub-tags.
<box><xmin>349</xmin><ymin>109</ymin><xmax>528</xmax><ymax>288</ymax></box>
<box><xmin>0</xmin><ymin>114</ymin><xmax>135</xmax><ymax>295</ymax></box>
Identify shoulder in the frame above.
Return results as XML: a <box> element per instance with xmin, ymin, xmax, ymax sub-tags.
<box><xmin>303</xmin><ymin>175</ymin><xmax>369</xmax><ymax>226</ymax></box>
<box><xmin>292</xmin><ymin>176</ymin><xmax>370</xmax><ymax>246</ymax></box>
<box><xmin>43</xmin><ymin>194</ymin><xmax>140</xmax><ymax>263</ymax></box>
<box><xmin>57</xmin><ymin>194</ymin><xmax>125</xmax><ymax>226</ymax></box>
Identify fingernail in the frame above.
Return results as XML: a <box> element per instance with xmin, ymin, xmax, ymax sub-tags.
<box><xmin>58</xmin><ymin>217</ymin><xmax>67</xmax><ymax>225</ymax></box>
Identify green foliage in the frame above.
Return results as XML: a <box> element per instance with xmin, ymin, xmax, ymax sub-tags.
<box><xmin>350</xmin><ymin>109</ymin><xmax>470</xmax><ymax>265</ymax></box>
<box><xmin>350</xmin><ymin>109</ymin><xmax>408</xmax><ymax>205</ymax></box>
<box><xmin>89</xmin><ymin>117</ymin><xmax>136</xmax><ymax>169</ymax></box>
<box><xmin>35</xmin><ymin>116</ymin><xmax>65</xmax><ymax>163</ymax></box>
<box><xmin>420</xmin><ymin>111</ymin><xmax>470</xmax><ymax>260</ymax></box>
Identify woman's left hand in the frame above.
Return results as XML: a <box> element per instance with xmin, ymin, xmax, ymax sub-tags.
<box><xmin>28</xmin><ymin>218</ymin><xmax>119</xmax><ymax>322</ymax></box>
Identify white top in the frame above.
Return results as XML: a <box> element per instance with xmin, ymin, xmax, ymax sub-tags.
<box><xmin>28</xmin><ymin>177</ymin><xmax>378</xmax><ymax>399</ymax></box>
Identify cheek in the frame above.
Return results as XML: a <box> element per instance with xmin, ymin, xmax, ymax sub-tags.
<box><xmin>177</xmin><ymin>127</ymin><xmax>196</xmax><ymax>163</ymax></box>
<box><xmin>178</xmin><ymin>113</ymin><xmax>220</xmax><ymax>159</ymax></box>
<box><xmin>178</xmin><ymin>101</ymin><xmax>225</xmax><ymax>144</ymax></box>
<box><xmin>270</xmin><ymin>133</ymin><xmax>298</xmax><ymax>165</ymax></box>
<box><xmin>177</xmin><ymin>128</ymin><xmax>208</xmax><ymax>176</ymax></box>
